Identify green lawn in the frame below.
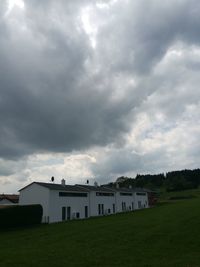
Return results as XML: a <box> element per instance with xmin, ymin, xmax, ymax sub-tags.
<box><xmin>1</xmin><ymin>197</ymin><xmax>200</xmax><ymax>267</ymax></box>
<box><xmin>159</xmin><ymin>187</ymin><xmax>200</xmax><ymax>201</ymax></box>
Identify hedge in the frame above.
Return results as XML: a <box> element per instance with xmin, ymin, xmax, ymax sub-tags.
<box><xmin>0</xmin><ymin>204</ymin><xmax>43</xmax><ymax>228</ymax></box>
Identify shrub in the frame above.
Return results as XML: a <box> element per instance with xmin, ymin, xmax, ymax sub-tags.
<box><xmin>0</xmin><ymin>204</ymin><xmax>43</xmax><ymax>228</ymax></box>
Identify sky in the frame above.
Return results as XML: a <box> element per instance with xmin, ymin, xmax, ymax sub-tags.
<box><xmin>0</xmin><ymin>0</ymin><xmax>200</xmax><ymax>193</ymax></box>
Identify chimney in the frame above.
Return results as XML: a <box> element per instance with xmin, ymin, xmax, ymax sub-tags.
<box><xmin>94</xmin><ymin>181</ymin><xmax>98</xmax><ymax>187</ymax></box>
<box><xmin>116</xmin><ymin>183</ymin><xmax>119</xmax><ymax>189</ymax></box>
<box><xmin>61</xmin><ymin>179</ymin><xmax>66</xmax><ymax>186</ymax></box>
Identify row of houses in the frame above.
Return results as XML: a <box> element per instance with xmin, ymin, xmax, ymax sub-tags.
<box><xmin>19</xmin><ymin>179</ymin><xmax>149</xmax><ymax>223</ymax></box>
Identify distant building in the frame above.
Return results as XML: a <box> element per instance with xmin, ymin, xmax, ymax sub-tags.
<box><xmin>19</xmin><ymin>180</ymin><xmax>149</xmax><ymax>223</ymax></box>
<box><xmin>145</xmin><ymin>189</ymin><xmax>159</xmax><ymax>207</ymax></box>
<box><xmin>0</xmin><ymin>194</ymin><xmax>19</xmax><ymax>205</ymax></box>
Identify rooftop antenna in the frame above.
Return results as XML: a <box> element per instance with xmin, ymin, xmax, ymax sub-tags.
<box><xmin>51</xmin><ymin>176</ymin><xmax>54</xmax><ymax>183</ymax></box>
<box><xmin>86</xmin><ymin>179</ymin><xmax>89</xmax><ymax>184</ymax></box>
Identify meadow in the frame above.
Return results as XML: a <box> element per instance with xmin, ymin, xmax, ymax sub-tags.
<box><xmin>1</xmin><ymin>192</ymin><xmax>200</xmax><ymax>267</ymax></box>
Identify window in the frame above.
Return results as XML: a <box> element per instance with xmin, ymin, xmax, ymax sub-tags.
<box><xmin>120</xmin><ymin>193</ymin><xmax>132</xmax><ymax>196</ymax></box>
<box><xmin>96</xmin><ymin>192</ymin><xmax>114</xmax><ymax>196</ymax></box>
<box><xmin>59</xmin><ymin>192</ymin><xmax>87</xmax><ymax>197</ymax></box>
<box><xmin>136</xmin><ymin>192</ymin><xmax>146</xmax><ymax>196</ymax></box>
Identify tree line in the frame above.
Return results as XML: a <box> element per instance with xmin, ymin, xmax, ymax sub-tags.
<box><xmin>112</xmin><ymin>168</ymin><xmax>200</xmax><ymax>191</ymax></box>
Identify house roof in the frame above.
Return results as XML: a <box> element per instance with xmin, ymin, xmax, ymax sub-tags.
<box><xmin>19</xmin><ymin>182</ymin><xmax>148</xmax><ymax>194</ymax></box>
<box><xmin>102</xmin><ymin>187</ymin><xmax>133</xmax><ymax>193</ymax></box>
<box><xmin>75</xmin><ymin>184</ymin><xmax>116</xmax><ymax>192</ymax></box>
<box><xmin>101</xmin><ymin>186</ymin><xmax>148</xmax><ymax>193</ymax></box>
<box><xmin>19</xmin><ymin>182</ymin><xmax>89</xmax><ymax>192</ymax></box>
<box><xmin>0</xmin><ymin>194</ymin><xmax>19</xmax><ymax>203</ymax></box>
<box><xmin>133</xmin><ymin>187</ymin><xmax>148</xmax><ymax>193</ymax></box>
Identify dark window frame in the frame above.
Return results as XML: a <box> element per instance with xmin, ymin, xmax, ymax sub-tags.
<box><xmin>136</xmin><ymin>192</ymin><xmax>146</xmax><ymax>196</ymax></box>
<box><xmin>96</xmin><ymin>192</ymin><xmax>114</xmax><ymax>196</ymax></box>
<box><xmin>120</xmin><ymin>193</ymin><xmax>133</xmax><ymax>196</ymax></box>
<box><xmin>59</xmin><ymin>192</ymin><xmax>88</xmax><ymax>197</ymax></box>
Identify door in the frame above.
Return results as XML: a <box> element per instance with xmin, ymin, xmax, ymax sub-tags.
<box><xmin>98</xmin><ymin>204</ymin><xmax>101</xmax><ymax>215</ymax></box>
<box><xmin>67</xmin><ymin>206</ymin><xmax>71</xmax><ymax>220</ymax></box>
<box><xmin>113</xmin><ymin>203</ymin><xmax>115</xmax><ymax>213</ymax></box>
<box><xmin>62</xmin><ymin>207</ymin><xmax>66</xmax><ymax>221</ymax></box>
<box><xmin>101</xmin><ymin>204</ymin><xmax>104</xmax><ymax>215</ymax></box>
<box><xmin>85</xmin><ymin>206</ymin><xmax>88</xmax><ymax>218</ymax></box>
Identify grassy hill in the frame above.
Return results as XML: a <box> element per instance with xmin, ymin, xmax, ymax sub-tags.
<box><xmin>1</xmin><ymin>194</ymin><xmax>200</xmax><ymax>267</ymax></box>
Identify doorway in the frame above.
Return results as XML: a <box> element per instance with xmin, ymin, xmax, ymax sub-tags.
<box><xmin>67</xmin><ymin>206</ymin><xmax>71</xmax><ymax>220</ymax></box>
<box><xmin>85</xmin><ymin>206</ymin><xmax>88</xmax><ymax>218</ymax></box>
<box><xmin>62</xmin><ymin>207</ymin><xmax>66</xmax><ymax>221</ymax></box>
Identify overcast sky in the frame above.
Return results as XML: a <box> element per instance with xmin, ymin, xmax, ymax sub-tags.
<box><xmin>1</xmin><ymin>0</ymin><xmax>200</xmax><ymax>193</ymax></box>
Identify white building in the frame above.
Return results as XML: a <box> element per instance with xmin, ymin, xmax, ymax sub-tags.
<box><xmin>109</xmin><ymin>187</ymin><xmax>135</xmax><ymax>213</ymax></box>
<box><xmin>76</xmin><ymin>184</ymin><xmax>116</xmax><ymax>216</ymax></box>
<box><xmin>19</xmin><ymin>181</ymin><xmax>90</xmax><ymax>223</ymax></box>
<box><xmin>19</xmin><ymin>180</ymin><xmax>149</xmax><ymax>223</ymax></box>
<box><xmin>103</xmin><ymin>187</ymin><xmax>148</xmax><ymax>212</ymax></box>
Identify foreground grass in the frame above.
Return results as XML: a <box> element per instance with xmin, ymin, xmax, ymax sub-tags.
<box><xmin>1</xmin><ymin>198</ymin><xmax>200</xmax><ymax>267</ymax></box>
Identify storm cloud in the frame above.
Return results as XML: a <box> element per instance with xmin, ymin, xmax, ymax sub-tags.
<box><xmin>0</xmin><ymin>0</ymin><xmax>200</xmax><ymax>192</ymax></box>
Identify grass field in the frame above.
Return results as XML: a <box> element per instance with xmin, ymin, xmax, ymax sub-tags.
<box><xmin>1</xmin><ymin>195</ymin><xmax>200</xmax><ymax>267</ymax></box>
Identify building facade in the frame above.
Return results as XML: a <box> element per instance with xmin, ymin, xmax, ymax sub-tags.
<box><xmin>19</xmin><ymin>181</ymin><xmax>149</xmax><ymax>223</ymax></box>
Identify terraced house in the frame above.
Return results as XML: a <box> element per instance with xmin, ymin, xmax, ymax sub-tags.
<box><xmin>19</xmin><ymin>180</ymin><xmax>149</xmax><ymax>223</ymax></box>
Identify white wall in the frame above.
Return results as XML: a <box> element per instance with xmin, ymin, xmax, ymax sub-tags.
<box><xmin>49</xmin><ymin>190</ymin><xmax>90</xmax><ymax>223</ymax></box>
<box><xmin>19</xmin><ymin>182</ymin><xmax>149</xmax><ymax>224</ymax></box>
<box><xmin>134</xmin><ymin>192</ymin><xmax>149</xmax><ymax>210</ymax></box>
<box><xmin>19</xmin><ymin>183</ymin><xmax>50</xmax><ymax>223</ymax></box>
<box><xmin>89</xmin><ymin>191</ymin><xmax>116</xmax><ymax>217</ymax></box>
<box><xmin>115</xmin><ymin>192</ymin><xmax>134</xmax><ymax>213</ymax></box>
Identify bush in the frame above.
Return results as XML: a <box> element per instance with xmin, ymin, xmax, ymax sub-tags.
<box><xmin>0</xmin><ymin>204</ymin><xmax>43</xmax><ymax>228</ymax></box>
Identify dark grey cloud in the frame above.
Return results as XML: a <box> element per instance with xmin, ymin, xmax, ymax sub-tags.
<box><xmin>0</xmin><ymin>0</ymin><xmax>200</xmax><ymax>188</ymax></box>
<box><xmin>0</xmin><ymin>0</ymin><xmax>137</xmax><ymax>159</ymax></box>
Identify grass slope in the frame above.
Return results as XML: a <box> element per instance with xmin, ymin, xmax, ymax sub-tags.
<box><xmin>1</xmin><ymin>198</ymin><xmax>200</xmax><ymax>267</ymax></box>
